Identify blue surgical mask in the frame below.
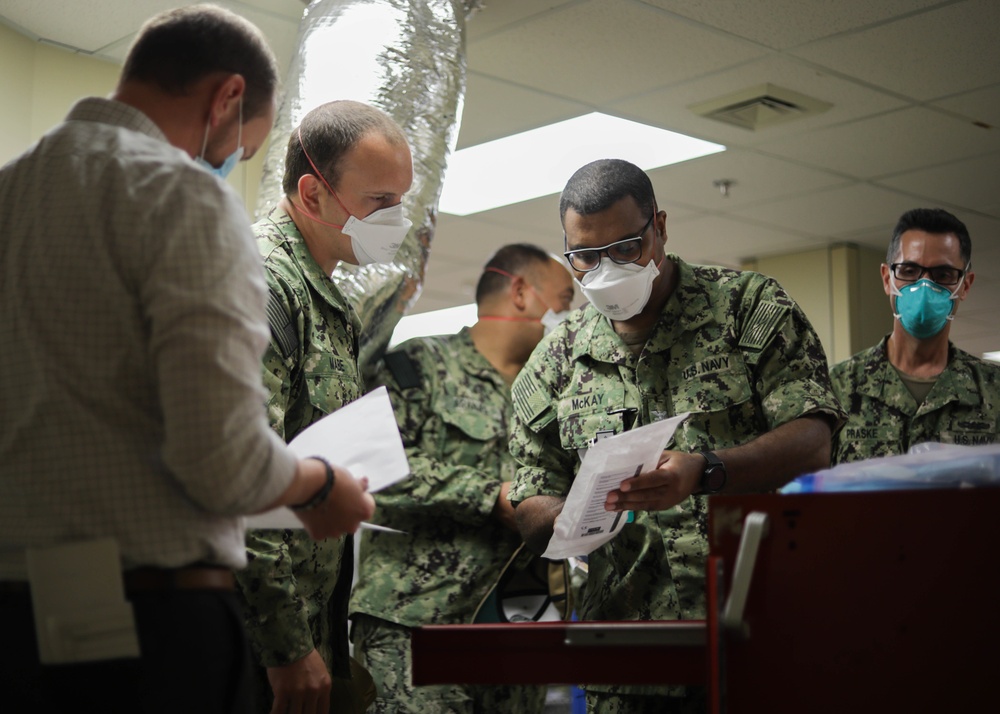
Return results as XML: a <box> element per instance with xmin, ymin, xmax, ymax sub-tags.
<box><xmin>890</xmin><ymin>277</ymin><xmax>960</xmax><ymax>339</ymax></box>
<box><xmin>195</xmin><ymin>98</ymin><xmax>243</xmax><ymax>180</ymax></box>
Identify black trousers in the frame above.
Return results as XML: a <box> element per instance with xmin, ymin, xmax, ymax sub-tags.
<box><xmin>0</xmin><ymin>587</ymin><xmax>254</xmax><ymax>714</ymax></box>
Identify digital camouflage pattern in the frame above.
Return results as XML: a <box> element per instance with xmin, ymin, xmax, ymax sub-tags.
<box><xmin>509</xmin><ymin>256</ymin><xmax>843</xmax><ymax>697</ymax></box>
<box><xmin>831</xmin><ymin>336</ymin><xmax>1000</xmax><ymax>464</ymax></box>
<box><xmin>235</xmin><ymin>208</ymin><xmax>363</xmax><ymax>678</ymax></box>
<box><xmin>351</xmin><ymin>328</ymin><xmax>545</xmax><ymax>712</ymax></box>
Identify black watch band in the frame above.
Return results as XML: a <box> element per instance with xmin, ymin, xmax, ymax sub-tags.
<box><xmin>290</xmin><ymin>456</ymin><xmax>336</xmax><ymax>511</ymax></box>
<box><xmin>697</xmin><ymin>450</ymin><xmax>727</xmax><ymax>495</ymax></box>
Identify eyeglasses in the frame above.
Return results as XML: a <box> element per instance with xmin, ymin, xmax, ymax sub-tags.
<box><xmin>564</xmin><ymin>213</ymin><xmax>654</xmax><ymax>273</ymax></box>
<box><xmin>889</xmin><ymin>262</ymin><xmax>967</xmax><ymax>286</ymax></box>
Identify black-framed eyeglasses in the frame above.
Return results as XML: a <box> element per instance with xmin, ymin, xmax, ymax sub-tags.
<box><xmin>889</xmin><ymin>262</ymin><xmax>967</xmax><ymax>286</ymax></box>
<box><xmin>564</xmin><ymin>213</ymin><xmax>654</xmax><ymax>273</ymax></box>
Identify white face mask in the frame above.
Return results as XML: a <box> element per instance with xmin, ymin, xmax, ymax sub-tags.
<box><xmin>342</xmin><ymin>202</ymin><xmax>412</xmax><ymax>266</ymax></box>
<box><xmin>577</xmin><ymin>258</ymin><xmax>659</xmax><ymax>321</ymax></box>
<box><xmin>540</xmin><ymin>309</ymin><xmax>571</xmax><ymax>335</ymax></box>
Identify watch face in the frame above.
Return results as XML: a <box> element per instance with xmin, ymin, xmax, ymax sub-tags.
<box><xmin>705</xmin><ymin>466</ymin><xmax>726</xmax><ymax>492</ymax></box>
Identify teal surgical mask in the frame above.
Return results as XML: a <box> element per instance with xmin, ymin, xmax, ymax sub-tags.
<box><xmin>890</xmin><ymin>276</ymin><xmax>960</xmax><ymax>339</ymax></box>
<box><xmin>196</xmin><ymin>98</ymin><xmax>243</xmax><ymax>180</ymax></box>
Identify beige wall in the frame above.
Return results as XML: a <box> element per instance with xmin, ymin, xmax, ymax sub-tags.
<box><xmin>0</xmin><ymin>23</ymin><xmax>265</xmax><ymax>215</ymax></box>
<box><xmin>744</xmin><ymin>244</ymin><xmax>891</xmax><ymax>365</ymax></box>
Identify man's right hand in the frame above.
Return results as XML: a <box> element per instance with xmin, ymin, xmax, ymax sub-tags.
<box><xmin>294</xmin><ymin>463</ymin><xmax>376</xmax><ymax>540</ymax></box>
<box><xmin>267</xmin><ymin>648</ymin><xmax>331</xmax><ymax>714</ymax></box>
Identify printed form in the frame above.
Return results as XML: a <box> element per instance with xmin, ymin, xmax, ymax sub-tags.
<box><xmin>543</xmin><ymin>413</ymin><xmax>689</xmax><ymax>559</ymax></box>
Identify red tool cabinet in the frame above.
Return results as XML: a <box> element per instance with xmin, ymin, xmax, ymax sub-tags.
<box><xmin>412</xmin><ymin>488</ymin><xmax>999</xmax><ymax>712</ymax></box>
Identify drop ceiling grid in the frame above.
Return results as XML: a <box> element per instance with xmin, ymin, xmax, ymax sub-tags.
<box><xmin>729</xmin><ymin>183</ymin><xmax>939</xmax><ymax>238</ymax></box>
<box><xmin>466</xmin><ymin>0</ymin><xmax>769</xmax><ymax>106</ymax></box>
<box><xmin>455</xmin><ymin>72</ymin><xmax>591</xmax><ymax>149</ymax></box>
<box><xmin>753</xmin><ymin>106</ymin><xmax>1000</xmax><ymax>180</ymax></box>
<box><xmin>875</xmin><ymin>152</ymin><xmax>1000</xmax><ymax>219</ymax></box>
<box><xmin>638</xmin><ymin>0</ymin><xmax>949</xmax><ymax>50</ymax></box>
<box><xmin>607</xmin><ymin>54</ymin><xmax>911</xmax><ymax>149</ymax></box>
<box><xmin>787</xmin><ymin>0</ymin><xmax>1000</xmax><ymax>102</ymax></box>
<box><xmin>643</xmin><ymin>150</ymin><xmax>852</xmax><ymax>211</ymax></box>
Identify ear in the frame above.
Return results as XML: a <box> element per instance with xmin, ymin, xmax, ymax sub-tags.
<box><xmin>207</xmin><ymin>74</ymin><xmax>246</xmax><ymax>128</ymax></box>
<box><xmin>296</xmin><ymin>173</ymin><xmax>324</xmax><ymax>213</ymax></box>
<box><xmin>654</xmin><ymin>209</ymin><xmax>668</xmax><ymax>243</ymax></box>
<box><xmin>956</xmin><ymin>270</ymin><xmax>975</xmax><ymax>302</ymax></box>
<box><xmin>880</xmin><ymin>263</ymin><xmax>892</xmax><ymax>297</ymax></box>
<box><xmin>509</xmin><ymin>275</ymin><xmax>530</xmax><ymax>311</ymax></box>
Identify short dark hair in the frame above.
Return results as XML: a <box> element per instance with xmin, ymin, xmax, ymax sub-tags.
<box><xmin>559</xmin><ymin>159</ymin><xmax>656</xmax><ymax>224</ymax></box>
<box><xmin>283</xmin><ymin>100</ymin><xmax>409</xmax><ymax>196</ymax></box>
<box><xmin>888</xmin><ymin>208</ymin><xmax>972</xmax><ymax>266</ymax></box>
<box><xmin>120</xmin><ymin>4</ymin><xmax>278</xmax><ymax>120</ymax></box>
<box><xmin>476</xmin><ymin>244</ymin><xmax>552</xmax><ymax>304</ymax></box>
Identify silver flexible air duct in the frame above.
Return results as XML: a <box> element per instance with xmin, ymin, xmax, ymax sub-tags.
<box><xmin>256</xmin><ymin>0</ymin><xmax>480</xmax><ymax>374</ymax></box>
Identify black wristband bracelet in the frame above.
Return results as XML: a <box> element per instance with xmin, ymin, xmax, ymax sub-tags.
<box><xmin>289</xmin><ymin>456</ymin><xmax>335</xmax><ymax>511</ymax></box>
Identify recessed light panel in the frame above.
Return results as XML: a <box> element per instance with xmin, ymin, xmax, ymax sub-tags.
<box><xmin>438</xmin><ymin>112</ymin><xmax>725</xmax><ymax>216</ymax></box>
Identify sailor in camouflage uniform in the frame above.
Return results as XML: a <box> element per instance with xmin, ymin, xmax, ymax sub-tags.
<box><xmin>509</xmin><ymin>159</ymin><xmax>843</xmax><ymax>714</ymax></box>
<box><xmin>832</xmin><ymin>208</ymin><xmax>999</xmax><ymax>464</ymax></box>
<box><xmin>351</xmin><ymin>244</ymin><xmax>574</xmax><ymax>714</ymax></box>
<box><xmin>236</xmin><ymin>101</ymin><xmax>413</xmax><ymax>714</ymax></box>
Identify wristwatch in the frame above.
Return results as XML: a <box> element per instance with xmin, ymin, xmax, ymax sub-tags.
<box><xmin>290</xmin><ymin>456</ymin><xmax>336</xmax><ymax>511</ymax></box>
<box><xmin>697</xmin><ymin>451</ymin><xmax>727</xmax><ymax>494</ymax></box>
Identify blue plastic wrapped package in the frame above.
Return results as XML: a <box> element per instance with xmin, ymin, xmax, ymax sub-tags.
<box><xmin>781</xmin><ymin>443</ymin><xmax>1000</xmax><ymax>493</ymax></box>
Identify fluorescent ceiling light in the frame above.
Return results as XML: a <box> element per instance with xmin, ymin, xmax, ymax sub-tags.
<box><xmin>984</xmin><ymin>351</ymin><xmax>1000</xmax><ymax>363</ymax></box>
<box><xmin>389</xmin><ymin>303</ymin><xmax>478</xmax><ymax>348</ymax></box>
<box><xmin>438</xmin><ymin>112</ymin><xmax>725</xmax><ymax>216</ymax></box>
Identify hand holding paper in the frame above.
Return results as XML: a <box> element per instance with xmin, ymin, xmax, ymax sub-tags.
<box><xmin>542</xmin><ymin>413</ymin><xmax>689</xmax><ymax>559</ymax></box>
<box><xmin>248</xmin><ymin>387</ymin><xmax>409</xmax><ymax>530</ymax></box>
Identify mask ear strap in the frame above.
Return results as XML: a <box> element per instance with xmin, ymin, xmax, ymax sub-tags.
<box><xmin>296</xmin><ymin>127</ymin><xmax>352</xmax><ymax>221</ymax></box>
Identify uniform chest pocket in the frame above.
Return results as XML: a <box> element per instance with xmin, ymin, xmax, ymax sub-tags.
<box><xmin>437</xmin><ymin>396</ymin><xmax>505</xmax><ymax>442</ymax></box>
<box><xmin>303</xmin><ymin>360</ymin><xmax>361</xmax><ymax>415</ymax></box>
<box><xmin>939</xmin><ymin>418</ymin><xmax>997</xmax><ymax>447</ymax></box>
<box><xmin>670</xmin><ymin>352</ymin><xmax>754</xmax><ymax>414</ymax></box>
<box><xmin>556</xmin><ymin>384</ymin><xmax>627</xmax><ymax>451</ymax></box>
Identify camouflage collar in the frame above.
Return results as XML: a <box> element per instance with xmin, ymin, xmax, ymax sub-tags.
<box><xmin>860</xmin><ymin>336</ymin><xmax>982</xmax><ymax>411</ymax></box>
<box><xmin>258</xmin><ymin>207</ymin><xmax>353</xmax><ymax>315</ymax></box>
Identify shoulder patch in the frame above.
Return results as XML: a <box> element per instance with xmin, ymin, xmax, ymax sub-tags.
<box><xmin>738</xmin><ymin>301</ymin><xmax>789</xmax><ymax>352</ymax></box>
<box><xmin>512</xmin><ymin>371</ymin><xmax>552</xmax><ymax>426</ymax></box>
<box><xmin>383</xmin><ymin>350</ymin><xmax>421</xmax><ymax>390</ymax></box>
<box><xmin>265</xmin><ymin>288</ymin><xmax>298</xmax><ymax>360</ymax></box>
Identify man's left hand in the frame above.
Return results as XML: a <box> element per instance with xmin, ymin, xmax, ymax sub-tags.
<box><xmin>604</xmin><ymin>450</ymin><xmax>703</xmax><ymax>512</ymax></box>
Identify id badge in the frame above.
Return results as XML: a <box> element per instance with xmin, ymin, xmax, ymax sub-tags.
<box><xmin>26</xmin><ymin>538</ymin><xmax>140</xmax><ymax>664</ymax></box>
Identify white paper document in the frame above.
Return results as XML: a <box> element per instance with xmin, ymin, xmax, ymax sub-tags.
<box><xmin>247</xmin><ymin>386</ymin><xmax>409</xmax><ymax>530</ymax></box>
<box><xmin>542</xmin><ymin>413</ymin><xmax>689</xmax><ymax>560</ymax></box>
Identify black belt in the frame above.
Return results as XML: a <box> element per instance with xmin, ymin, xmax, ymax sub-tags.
<box><xmin>0</xmin><ymin>565</ymin><xmax>234</xmax><ymax>594</ymax></box>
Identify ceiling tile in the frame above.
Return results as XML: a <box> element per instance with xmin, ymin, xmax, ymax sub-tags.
<box><xmin>467</xmin><ymin>0</ymin><xmax>767</xmax><ymax>105</ymax></box>
<box><xmin>610</xmin><ymin>54</ymin><xmax>908</xmax><ymax>148</ymax></box>
<box><xmin>789</xmin><ymin>0</ymin><xmax>1000</xmax><ymax>101</ymax></box>
<box><xmin>465</xmin><ymin>0</ymin><xmax>578</xmax><ymax>41</ymax></box>
<box><xmin>645</xmin><ymin>149</ymin><xmax>849</xmax><ymax>212</ymax></box>
<box><xmin>455</xmin><ymin>72</ymin><xmax>590</xmax><ymax>149</ymax></box>
<box><xmin>432</xmin><ymin>209</ymin><xmax>566</xmax><ymax>261</ymax></box>
<box><xmin>730</xmin><ymin>183</ymin><xmax>925</xmax><ymax>238</ymax></box>
<box><xmin>0</xmin><ymin>0</ymin><xmax>172</xmax><ymax>52</ymax></box>
<box><xmin>875</xmin><ymin>152</ymin><xmax>1000</xmax><ymax>219</ymax></box>
<box><xmin>664</xmin><ymin>214</ymin><xmax>819</xmax><ymax>266</ymax></box>
<box><xmin>642</xmin><ymin>0</ymin><xmax>943</xmax><ymax>50</ymax></box>
<box><xmin>755</xmin><ymin>107</ymin><xmax>1000</xmax><ymax>179</ymax></box>
<box><xmin>931</xmin><ymin>85</ymin><xmax>1000</xmax><ymax>130</ymax></box>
